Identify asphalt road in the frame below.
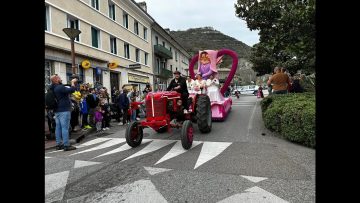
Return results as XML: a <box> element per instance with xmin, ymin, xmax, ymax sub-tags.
<box><xmin>45</xmin><ymin>94</ymin><xmax>315</xmax><ymax>203</ymax></box>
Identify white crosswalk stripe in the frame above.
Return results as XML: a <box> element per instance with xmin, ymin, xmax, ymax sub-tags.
<box><xmin>155</xmin><ymin>141</ymin><xmax>203</xmax><ymax>165</ymax></box>
<box><xmin>69</xmin><ymin>138</ymin><xmax>126</xmax><ymax>156</ymax></box>
<box><xmin>217</xmin><ymin>186</ymin><xmax>289</xmax><ymax>203</ymax></box>
<box><xmin>122</xmin><ymin>140</ymin><xmax>176</xmax><ymax>162</ymax></box>
<box><xmin>194</xmin><ymin>142</ymin><xmax>232</xmax><ymax>169</ymax></box>
<box><xmin>92</xmin><ymin>139</ymin><xmax>152</xmax><ymax>159</ymax></box>
<box><xmin>53</xmin><ymin>138</ymin><xmax>234</xmax><ymax>170</ymax></box>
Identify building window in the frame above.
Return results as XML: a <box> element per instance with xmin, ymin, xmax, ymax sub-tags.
<box><xmin>144</xmin><ymin>52</ymin><xmax>148</xmax><ymax>65</ymax></box>
<box><xmin>143</xmin><ymin>27</ymin><xmax>147</xmax><ymax>40</ymax></box>
<box><xmin>91</xmin><ymin>0</ymin><xmax>99</xmax><ymax>10</ymax></box>
<box><xmin>134</xmin><ymin>21</ymin><xmax>139</xmax><ymax>35</ymax></box>
<box><xmin>155</xmin><ymin>36</ymin><xmax>158</xmax><ymax>45</ymax></box>
<box><xmin>109</xmin><ymin>2</ymin><xmax>115</xmax><ymax>20</ymax></box>
<box><xmin>162</xmin><ymin>41</ymin><xmax>165</xmax><ymax>47</ymax></box>
<box><xmin>156</xmin><ymin>58</ymin><xmax>160</xmax><ymax>74</ymax></box>
<box><xmin>169</xmin><ymin>47</ymin><xmax>172</xmax><ymax>52</ymax></box>
<box><xmin>110</xmin><ymin>36</ymin><xmax>117</xmax><ymax>54</ymax></box>
<box><xmin>135</xmin><ymin>49</ymin><xmax>140</xmax><ymax>62</ymax></box>
<box><xmin>123</xmin><ymin>12</ymin><xmax>128</xmax><ymax>28</ymax></box>
<box><xmin>175</xmin><ymin>51</ymin><xmax>178</xmax><ymax>61</ymax></box>
<box><xmin>93</xmin><ymin>68</ymin><xmax>103</xmax><ymax>84</ymax></box>
<box><xmin>170</xmin><ymin>65</ymin><xmax>173</xmax><ymax>71</ymax></box>
<box><xmin>176</xmin><ymin>67</ymin><xmax>178</xmax><ymax>71</ymax></box>
<box><xmin>91</xmin><ymin>27</ymin><xmax>100</xmax><ymax>48</ymax></box>
<box><xmin>66</xmin><ymin>63</ymin><xmax>84</xmax><ymax>84</ymax></box>
<box><xmin>45</xmin><ymin>5</ymin><xmax>50</xmax><ymax>31</ymax></box>
<box><xmin>67</xmin><ymin>16</ymin><xmax>79</xmax><ymax>41</ymax></box>
<box><xmin>124</xmin><ymin>44</ymin><xmax>130</xmax><ymax>59</ymax></box>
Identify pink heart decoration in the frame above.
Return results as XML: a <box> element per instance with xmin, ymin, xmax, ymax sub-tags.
<box><xmin>189</xmin><ymin>49</ymin><xmax>238</xmax><ymax>94</ymax></box>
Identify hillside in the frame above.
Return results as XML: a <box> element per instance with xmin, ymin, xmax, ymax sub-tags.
<box><xmin>170</xmin><ymin>27</ymin><xmax>252</xmax><ymax>67</ymax></box>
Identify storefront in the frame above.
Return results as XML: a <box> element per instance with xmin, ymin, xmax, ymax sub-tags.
<box><xmin>128</xmin><ymin>73</ymin><xmax>150</xmax><ymax>97</ymax></box>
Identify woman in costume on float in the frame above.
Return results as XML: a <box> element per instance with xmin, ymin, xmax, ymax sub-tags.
<box><xmin>193</xmin><ymin>73</ymin><xmax>206</xmax><ymax>94</ymax></box>
<box><xmin>206</xmin><ymin>74</ymin><xmax>223</xmax><ymax>102</ymax></box>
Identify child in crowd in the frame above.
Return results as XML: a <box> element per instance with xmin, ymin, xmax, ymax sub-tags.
<box><xmin>130</xmin><ymin>97</ymin><xmax>143</xmax><ymax>121</ymax></box>
<box><xmin>99</xmin><ymin>99</ymin><xmax>110</xmax><ymax>130</ymax></box>
<box><xmin>95</xmin><ymin>106</ymin><xmax>104</xmax><ymax>133</ymax></box>
<box><xmin>80</xmin><ymin>92</ymin><xmax>91</xmax><ymax>129</ymax></box>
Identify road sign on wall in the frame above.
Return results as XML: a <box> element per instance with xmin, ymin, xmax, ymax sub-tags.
<box><xmin>128</xmin><ymin>64</ymin><xmax>141</xmax><ymax>69</ymax></box>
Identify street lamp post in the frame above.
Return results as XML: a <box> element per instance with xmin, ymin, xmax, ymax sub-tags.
<box><xmin>62</xmin><ymin>28</ymin><xmax>81</xmax><ymax>80</ymax></box>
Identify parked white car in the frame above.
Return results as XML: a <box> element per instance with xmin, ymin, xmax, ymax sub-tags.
<box><xmin>238</xmin><ymin>85</ymin><xmax>259</xmax><ymax>95</ymax></box>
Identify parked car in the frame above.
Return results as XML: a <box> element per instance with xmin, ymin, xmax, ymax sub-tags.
<box><xmin>237</xmin><ymin>85</ymin><xmax>259</xmax><ymax>96</ymax></box>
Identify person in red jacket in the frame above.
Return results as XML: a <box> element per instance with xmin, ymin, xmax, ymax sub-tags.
<box><xmin>130</xmin><ymin>97</ymin><xmax>143</xmax><ymax>122</ymax></box>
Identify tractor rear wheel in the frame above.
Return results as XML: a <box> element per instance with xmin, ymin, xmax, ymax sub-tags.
<box><xmin>181</xmin><ymin>120</ymin><xmax>193</xmax><ymax>149</ymax></box>
<box><xmin>126</xmin><ymin>121</ymin><xmax>143</xmax><ymax>147</ymax></box>
<box><xmin>196</xmin><ymin>95</ymin><xmax>212</xmax><ymax>133</ymax></box>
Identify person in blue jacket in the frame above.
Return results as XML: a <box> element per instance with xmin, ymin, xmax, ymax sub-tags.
<box><xmin>50</xmin><ymin>74</ymin><xmax>77</xmax><ymax>151</ymax></box>
<box><xmin>80</xmin><ymin>92</ymin><xmax>91</xmax><ymax>129</ymax></box>
<box><xmin>118</xmin><ymin>88</ymin><xmax>129</xmax><ymax>125</ymax></box>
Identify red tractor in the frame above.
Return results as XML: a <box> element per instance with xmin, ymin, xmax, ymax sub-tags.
<box><xmin>125</xmin><ymin>91</ymin><xmax>212</xmax><ymax>149</ymax></box>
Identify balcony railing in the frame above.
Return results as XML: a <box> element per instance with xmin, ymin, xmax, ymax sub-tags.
<box><xmin>154</xmin><ymin>45</ymin><xmax>173</xmax><ymax>59</ymax></box>
<box><xmin>155</xmin><ymin>68</ymin><xmax>173</xmax><ymax>78</ymax></box>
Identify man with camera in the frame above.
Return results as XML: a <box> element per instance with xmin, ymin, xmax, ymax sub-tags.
<box><xmin>50</xmin><ymin>75</ymin><xmax>78</xmax><ymax>151</ymax></box>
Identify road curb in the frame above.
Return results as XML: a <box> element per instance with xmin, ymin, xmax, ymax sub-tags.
<box><xmin>45</xmin><ymin>128</ymin><xmax>96</xmax><ymax>150</ymax></box>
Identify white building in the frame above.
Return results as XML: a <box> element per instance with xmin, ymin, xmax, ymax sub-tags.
<box><xmin>45</xmin><ymin>0</ymin><xmax>154</xmax><ymax>99</ymax></box>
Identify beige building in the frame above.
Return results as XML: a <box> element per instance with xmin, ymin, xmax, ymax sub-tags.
<box><xmin>151</xmin><ymin>24</ymin><xmax>191</xmax><ymax>91</ymax></box>
<box><xmin>45</xmin><ymin>0</ymin><xmax>155</xmax><ymax>99</ymax></box>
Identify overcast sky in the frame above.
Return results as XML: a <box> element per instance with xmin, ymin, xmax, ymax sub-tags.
<box><xmin>139</xmin><ymin>0</ymin><xmax>259</xmax><ymax>47</ymax></box>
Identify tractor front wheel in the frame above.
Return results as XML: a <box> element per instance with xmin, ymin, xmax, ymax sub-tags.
<box><xmin>126</xmin><ymin>121</ymin><xmax>143</xmax><ymax>147</ymax></box>
<box><xmin>181</xmin><ymin>120</ymin><xmax>193</xmax><ymax>150</ymax></box>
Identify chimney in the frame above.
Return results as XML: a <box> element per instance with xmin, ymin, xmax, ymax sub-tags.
<box><xmin>164</xmin><ymin>28</ymin><xmax>170</xmax><ymax>34</ymax></box>
<box><xmin>137</xmin><ymin>1</ymin><xmax>147</xmax><ymax>12</ymax></box>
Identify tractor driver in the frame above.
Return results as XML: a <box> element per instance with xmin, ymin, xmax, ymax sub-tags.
<box><xmin>167</xmin><ymin>70</ymin><xmax>189</xmax><ymax>113</ymax></box>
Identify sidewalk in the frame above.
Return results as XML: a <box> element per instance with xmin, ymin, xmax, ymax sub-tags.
<box><xmin>45</xmin><ymin>120</ymin><xmax>127</xmax><ymax>150</ymax></box>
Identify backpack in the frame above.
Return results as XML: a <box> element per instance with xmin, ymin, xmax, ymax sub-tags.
<box><xmin>45</xmin><ymin>88</ymin><xmax>58</xmax><ymax>110</ymax></box>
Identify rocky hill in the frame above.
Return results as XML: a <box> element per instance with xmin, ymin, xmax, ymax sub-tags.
<box><xmin>170</xmin><ymin>27</ymin><xmax>252</xmax><ymax>67</ymax></box>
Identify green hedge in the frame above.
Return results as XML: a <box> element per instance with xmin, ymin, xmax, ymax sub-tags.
<box><xmin>261</xmin><ymin>93</ymin><xmax>315</xmax><ymax>148</ymax></box>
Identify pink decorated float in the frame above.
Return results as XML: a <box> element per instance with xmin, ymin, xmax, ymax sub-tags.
<box><xmin>189</xmin><ymin>49</ymin><xmax>238</xmax><ymax>121</ymax></box>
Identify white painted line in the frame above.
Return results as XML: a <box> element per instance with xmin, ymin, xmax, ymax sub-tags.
<box><xmin>122</xmin><ymin>140</ymin><xmax>176</xmax><ymax>162</ymax></box>
<box><xmin>74</xmin><ymin>160</ymin><xmax>101</xmax><ymax>169</ymax></box>
<box><xmin>241</xmin><ymin>175</ymin><xmax>268</xmax><ymax>183</ymax></box>
<box><xmin>66</xmin><ymin>179</ymin><xmax>167</xmax><ymax>203</ymax></box>
<box><xmin>45</xmin><ymin>149</ymin><xmax>63</xmax><ymax>154</ymax></box>
<box><xmin>143</xmin><ymin>166</ymin><xmax>173</xmax><ymax>175</ymax></box>
<box><xmin>155</xmin><ymin>141</ymin><xmax>203</xmax><ymax>165</ymax></box>
<box><xmin>246</xmin><ymin>101</ymin><xmax>258</xmax><ymax>138</ymax></box>
<box><xmin>217</xmin><ymin>186</ymin><xmax>289</xmax><ymax>203</ymax></box>
<box><xmin>92</xmin><ymin>139</ymin><xmax>152</xmax><ymax>159</ymax></box>
<box><xmin>194</xmin><ymin>142</ymin><xmax>232</xmax><ymax>169</ymax></box>
<box><xmin>45</xmin><ymin>171</ymin><xmax>69</xmax><ymax>197</ymax></box>
<box><xmin>76</xmin><ymin>138</ymin><xmax>113</xmax><ymax>148</ymax></box>
<box><xmin>69</xmin><ymin>138</ymin><xmax>126</xmax><ymax>156</ymax></box>
<box><xmin>45</xmin><ymin>156</ymin><xmax>52</xmax><ymax>159</ymax></box>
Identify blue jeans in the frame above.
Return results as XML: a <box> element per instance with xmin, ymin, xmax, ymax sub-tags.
<box><xmin>55</xmin><ymin>111</ymin><xmax>71</xmax><ymax>147</ymax></box>
<box><xmin>131</xmin><ymin>109</ymin><xmax>137</xmax><ymax>121</ymax></box>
